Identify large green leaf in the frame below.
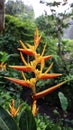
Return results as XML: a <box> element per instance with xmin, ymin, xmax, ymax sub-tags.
<box><xmin>0</xmin><ymin>106</ymin><xmax>19</xmax><ymax>130</ymax></box>
<box><xmin>19</xmin><ymin>109</ymin><xmax>37</xmax><ymax>130</ymax></box>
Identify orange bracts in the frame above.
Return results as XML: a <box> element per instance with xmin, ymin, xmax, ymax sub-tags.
<box><xmin>18</xmin><ymin>48</ymin><xmax>35</xmax><ymax>56</ymax></box>
<box><xmin>4</xmin><ymin>77</ymin><xmax>31</xmax><ymax>88</ymax></box>
<box><xmin>33</xmin><ymin>81</ymin><xmax>66</xmax><ymax>100</ymax></box>
<box><xmin>9</xmin><ymin>65</ymin><xmax>33</xmax><ymax>72</ymax></box>
<box><xmin>9</xmin><ymin>99</ymin><xmax>21</xmax><ymax>117</ymax></box>
<box><xmin>39</xmin><ymin>73</ymin><xmax>62</xmax><ymax>80</ymax></box>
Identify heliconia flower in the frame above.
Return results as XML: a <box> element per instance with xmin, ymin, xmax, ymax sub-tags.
<box><xmin>9</xmin><ymin>65</ymin><xmax>33</xmax><ymax>72</ymax></box>
<box><xmin>32</xmin><ymin>100</ymin><xmax>38</xmax><ymax>116</ymax></box>
<box><xmin>4</xmin><ymin>77</ymin><xmax>31</xmax><ymax>88</ymax></box>
<box><xmin>4</xmin><ymin>28</ymin><xmax>66</xmax><ymax>117</ymax></box>
<box><xmin>0</xmin><ymin>62</ymin><xmax>6</xmax><ymax>72</ymax></box>
<box><xmin>18</xmin><ymin>48</ymin><xmax>35</xmax><ymax>56</ymax></box>
<box><xmin>32</xmin><ymin>81</ymin><xmax>66</xmax><ymax>100</ymax></box>
<box><xmin>9</xmin><ymin>99</ymin><xmax>21</xmax><ymax>117</ymax></box>
<box><xmin>34</xmin><ymin>27</ymin><xmax>41</xmax><ymax>48</ymax></box>
<box><xmin>39</xmin><ymin>73</ymin><xmax>62</xmax><ymax>80</ymax></box>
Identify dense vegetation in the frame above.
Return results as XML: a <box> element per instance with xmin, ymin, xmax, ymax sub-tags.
<box><xmin>0</xmin><ymin>0</ymin><xmax>73</xmax><ymax>129</ymax></box>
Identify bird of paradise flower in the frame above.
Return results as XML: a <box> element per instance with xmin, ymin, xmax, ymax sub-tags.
<box><xmin>5</xmin><ymin>28</ymin><xmax>66</xmax><ymax>116</ymax></box>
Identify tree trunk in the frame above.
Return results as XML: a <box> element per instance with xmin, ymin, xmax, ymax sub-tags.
<box><xmin>0</xmin><ymin>0</ymin><xmax>5</xmax><ymax>33</ymax></box>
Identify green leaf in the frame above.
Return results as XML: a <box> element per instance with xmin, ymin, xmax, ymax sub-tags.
<box><xmin>19</xmin><ymin>109</ymin><xmax>37</xmax><ymax>130</ymax></box>
<box><xmin>45</xmin><ymin>124</ymin><xmax>61</xmax><ymax>130</ymax></box>
<box><xmin>58</xmin><ymin>92</ymin><xmax>68</xmax><ymax>111</ymax></box>
<box><xmin>0</xmin><ymin>106</ymin><xmax>19</xmax><ymax>130</ymax></box>
<box><xmin>51</xmin><ymin>124</ymin><xmax>61</xmax><ymax>130</ymax></box>
<box><xmin>1</xmin><ymin>52</ymin><xmax>8</xmax><ymax>62</ymax></box>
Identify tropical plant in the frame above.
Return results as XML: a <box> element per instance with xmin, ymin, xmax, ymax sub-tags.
<box><xmin>4</xmin><ymin>28</ymin><xmax>66</xmax><ymax>116</ymax></box>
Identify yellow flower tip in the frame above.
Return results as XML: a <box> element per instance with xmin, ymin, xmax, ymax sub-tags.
<box><xmin>32</xmin><ymin>100</ymin><xmax>39</xmax><ymax>116</ymax></box>
<box><xmin>18</xmin><ymin>48</ymin><xmax>22</xmax><ymax>51</ymax></box>
<box><xmin>34</xmin><ymin>27</ymin><xmax>41</xmax><ymax>47</ymax></box>
<box><xmin>39</xmin><ymin>73</ymin><xmax>62</xmax><ymax>80</ymax></box>
<box><xmin>9</xmin><ymin>65</ymin><xmax>16</xmax><ymax>69</ymax></box>
<box><xmin>19</xmin><ymin>40</ymin><xmax>27</xmax><ymax>49</ymax></box>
